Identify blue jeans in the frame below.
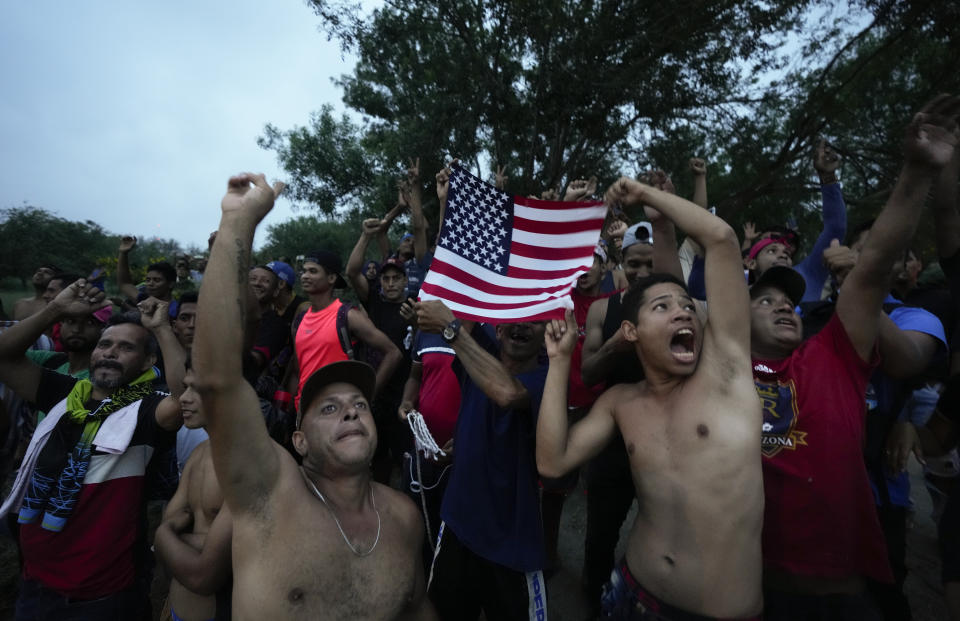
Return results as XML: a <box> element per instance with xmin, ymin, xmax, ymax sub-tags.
<box><xmin>15</xmin><ymin>579</ymin><xmax>148</xmax><ymax>621</ymax></box>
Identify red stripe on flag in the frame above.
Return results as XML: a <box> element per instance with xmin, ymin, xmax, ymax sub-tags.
<box><xmin>505</xmin><ymin>263</ymin><xmax>586</xmax><ymax>280</ymax></box>
<box><xmin>419</xmin><ymin>283</ymin><xmax>571</xmax><ymax>310</ymax></box>
<box><xmin>510</xmin><ymin>241</ymin><xmax>599</xmax><ymax>261</ymax></box>
<box><xmin>512</xmin><ymin>216</ymin><xmax>606</xmax><ymax>235</ymax></box>
<box><xmin>427</xmin><ymin>260</ymin><xmax>577</xmax><ymax>296</ymax></box>
<box><xmin>513</xmin><ymin>195</ymin><xmax>605</xmax><ymax>210</ymax></box>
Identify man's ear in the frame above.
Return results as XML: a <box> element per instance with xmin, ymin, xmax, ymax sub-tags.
<box><xmin>621</xmin><ymin>320</ymin><xmax>639</xmax><ymax>343</ymax></box>
<box><xmin>745</xmin><ymin>258</ymin><xmax>757</xmax><ymax>271</ymax></box>
<box><xmin>141</xmin><ymin>352</ymin><xmax>157</xmax><ymax>373</ymax></box>
<box><xmin>291</xmin><ymin>430</ymin><xmax>308</xmax><ymax>458</ymax></box>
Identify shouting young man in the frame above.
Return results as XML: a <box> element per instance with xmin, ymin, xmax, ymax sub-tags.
<box><xmin>537</xmin><ymin>181</ymin><xmax>763</xmax><ymax>619</ymax></box>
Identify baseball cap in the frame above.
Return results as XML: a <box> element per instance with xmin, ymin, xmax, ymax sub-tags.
<box><xmin>381</xmin><ymin>257</ymin><xmax>406</xmax><ymax>275</ymax></box>
<box><xmin>749</xmin><ymin>266</ymin><xmax>806</xmax><ymax>306</ymax></box>
<box><xmin>593</xmin><ymin>243</ymin><xmax>608</xmax><ymax>264</ymax></box>
<box><xmin>622</xmin><ymin>222</ymin><xmax>653</xmax><ymax>250</ymax></box>
<box><xmin>266</xmin><ymin>261</ymin><xmax>296</xmax><ymax>287</ymax></box>
<box><xmin>303</xmin><ymin>250</ymin><xmax>347</xmax><ymax>289</ymax></box>
<box><xmin>297</xmin><ymin>360</ymin><xmax>377</xmax><ymax>428</ymax></box>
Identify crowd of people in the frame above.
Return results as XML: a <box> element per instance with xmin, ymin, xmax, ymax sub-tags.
<box><xmin>0</xmin><ymin>96</ymin><xmax>959</xmax><ymax>621</ymax></box>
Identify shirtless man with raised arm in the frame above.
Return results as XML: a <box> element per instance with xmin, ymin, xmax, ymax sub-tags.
<box><xmin>537</xmin><ymin>182</ymin><xmax>763</xmax><ymax>619</ymax></box>
<box><xmin>193</xmin><ymin>173</ymin><xmax>434</xmax><ymax>620</ymax></box>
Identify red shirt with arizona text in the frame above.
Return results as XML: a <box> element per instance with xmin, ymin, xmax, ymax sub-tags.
<box><xmin>752</xmin><ymin>314</ymin><xmax>892</xmax><ymax>583</ymax></box>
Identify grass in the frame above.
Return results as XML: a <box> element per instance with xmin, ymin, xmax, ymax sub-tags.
<box><xmin>0</xmin><ymin>285</ymin><xmax>33</xmax><ymax>320</ymax></box>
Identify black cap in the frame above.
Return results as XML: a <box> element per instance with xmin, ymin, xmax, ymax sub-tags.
<box><xmin>750</xmin><ymin>265</ymin><xmax>806</xmax><ymax>307</ymax></box>
<box><xmin>297</xmin><ymin>360</ymin><xmax>377</xmax><ymax>428</ymax></box>
<box><xmin>303</xmin><ymin>250</ymin><xmax>347</xmax><ymax>289</ymax></box>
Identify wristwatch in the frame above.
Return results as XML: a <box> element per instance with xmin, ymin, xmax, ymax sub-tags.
<box><xmin>442</xmin><ymin>318</ymin><xmax>461</xmax><ymax>343</ymax></box>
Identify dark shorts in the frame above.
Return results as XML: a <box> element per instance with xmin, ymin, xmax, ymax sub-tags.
<box><xmin>600</xmin><ymin>560</ymin><xmax>761</xmax><ymax>621</ymax></box>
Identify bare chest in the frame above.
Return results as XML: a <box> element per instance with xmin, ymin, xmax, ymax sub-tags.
<box><xmin>186</xmin><ymin>453</ymin><xmax>224</xmax><ymax>530</ymax></box>
<box><xmin>615</xmin><ymin>389</ymin><xmax>760</xmax><ymax>477</ymax></box>
<box><xmin>232</xmin><ymin>503</ymin><xmax>415</xmax><ymax>620</ymax></box>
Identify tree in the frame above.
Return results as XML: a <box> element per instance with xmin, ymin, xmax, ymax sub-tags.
<box><xmin>0</xmin><ymin>207</ymin><xmax>116</xmax><ymax>286</ymax></box>
<box><xmin>257</xmin><ymin>211</ymin><xmax>368</xmax><ymax>267</ymax></box>
<box><xmin>263</xmin><ymin>0</ymin><xmax>959</xmax><ymax>262</ymax></box>
<box><xmin>0</xmin><ymin>206</ymin><xmax>187</xmax><ymax>289</ymax></box>
<box><xmin>263</xmin><ymin>0</ymin><xmax>815</xmax><ymax>206</ymax></box>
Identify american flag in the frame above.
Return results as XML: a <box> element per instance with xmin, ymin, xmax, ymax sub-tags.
<box><xmin>419</xmin><ymin>165</ymin><xmax>607</xmax><ymax>323</ymax></box>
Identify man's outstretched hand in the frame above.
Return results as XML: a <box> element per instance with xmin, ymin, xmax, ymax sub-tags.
<box><xmin>221</xmin><ymin>173</ymin><xmax>285</xmax><ymax>223</ymax></box>
<box><xmin>904</xmin><ymin>95</ymin><xmax>960</xmax><ymax>170</ymax></box>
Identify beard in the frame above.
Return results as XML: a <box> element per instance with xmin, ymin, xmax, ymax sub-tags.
<box><xmin>90</xmin><ymin>360</ymin><xmax>126</xmax><ymax>390</ymax></box>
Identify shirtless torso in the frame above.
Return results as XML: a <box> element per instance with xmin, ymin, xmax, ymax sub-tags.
<box><xmin>194</xmin><ymin>173</ymin><xmax>433</xmax><ymax>621</ymax></box>
<box><xmin>230</xmin><ymin>445</ymin><xmax>423</xmax><ymax>620</ymax></box>
<box><xmin>13</xmin><ymin>296</ymin><xmax>45</xmax><ymax>321</ymax></box>
<box><xmin>164</xmin><ymin>441</ymin><xmax>229</xmax><ymax>621</ymax></box>
<box><xmin>538</xmin><ymin>179</ymin><xmax>764</xmax><ymax>618</ymax></box>
<box><xmin>606</xmin><ymin>366</ymin><xmax>763</xmax><ymax>614</ymax></box>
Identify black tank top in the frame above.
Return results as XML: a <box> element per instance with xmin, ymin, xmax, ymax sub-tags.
<box><xmin>602</xmin><ymin>293</ymin><xmax>644</xmax><ymax>386</ymax></box>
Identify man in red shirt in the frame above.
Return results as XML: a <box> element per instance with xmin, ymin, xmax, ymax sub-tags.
<box><xmin>751</xmin><ymin>96</ymin><xmax>960</xmax><ymax>619</ymax></box>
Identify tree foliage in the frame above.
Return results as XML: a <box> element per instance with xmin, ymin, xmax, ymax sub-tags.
<box><xmin>0</xmin><ymin>206</ymin><xmax>187</xmax><ymax>288</ymax></box>
<box><xmin>257</xmin><ymin>210</ymin><xmax>368</xmax><ymax>267</ymax></box>
<box><xmin>262</xmin><ymin>0</ymin><xmax>960</xmax><ymax>261</ymax></box>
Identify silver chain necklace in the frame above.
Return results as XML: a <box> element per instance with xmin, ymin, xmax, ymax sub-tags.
<box><xmin>299</xmin><ymin>466</ymin><xmax>381</xmax><ymax>557</ymax></box>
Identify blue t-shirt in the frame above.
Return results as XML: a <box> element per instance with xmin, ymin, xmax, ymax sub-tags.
<box><xmin>404</xmin><ymin>251</ymin><xmax>433</xmax><ymax>299</ymax></box>
<box><xmin>867</xmin><ymin>296</ymin><xmax>947</xmax><ymax>507</ymax></box>
<box><xmin>440</xmin><ymin>325</ymin><xmax>547</xmax><ymax>572</ymax></box>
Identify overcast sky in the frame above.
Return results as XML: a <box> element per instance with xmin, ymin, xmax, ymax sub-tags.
<box><xmin>1</xmin><ymin>0</ymin><xmax>355</xmax><ymax>251</ymax></box>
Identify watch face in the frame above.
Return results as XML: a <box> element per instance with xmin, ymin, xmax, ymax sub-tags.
<box><xmin>443</xmin><ymin>319</ymin><xmax>460</xmax><ymax>341</ymax></box>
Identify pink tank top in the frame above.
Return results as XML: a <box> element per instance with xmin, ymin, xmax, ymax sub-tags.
<box><xmin>295</xmin><ymin>299</ymin><xmax>349</xmax><ymax>409</ymax></box>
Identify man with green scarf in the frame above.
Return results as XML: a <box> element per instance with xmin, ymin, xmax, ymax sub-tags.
<box><xmin>0</xmin><ymin>280</ymin><xmax>185</xmax><ymax>620</ymax></box>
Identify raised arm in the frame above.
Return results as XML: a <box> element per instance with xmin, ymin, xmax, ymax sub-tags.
<box><xmin>795</xmin><ymin>140</ymin><xmax>848</xmax><ymax>302</ymax></box>
<box><xmin>346</xmin><ymin>219</ymin><xmax>384</xmax><ymax>304</ymax></box>
<box><xmin>646</xmin><ymin>172</ymin><xmax>684</xmax><ymax>282</ymax></box>
<box><xmin>194</xmin><ymin>173</ymin><xmax>285</xmax><ymax>514</ymax></box>
<box><xmin>116</xmin><ymin>236</ymin><xmax>140</xmax><ymax>300</ymax></box>
<box><xmin>933</xmin><ymin>142</ymin><xmax>960</xmax><ymax>260</ymax></box>
<box><xmin>690</xmin><ymin>158</ymin><xmax>708</xmax><ymax>209</ymax></box>
<box><xmin>138</xmin><ymin>296</ymin><xmax>186</xmax><ymax>431</ymax></box>
<box><xmin>0</xmin><ymin>279</ymin><xmax>105</xmax><ymax>400</ymax></box>
<box><xmin>346</xmin><ymin>308</ymin><xmax>402</xmax><ymax>398</ymax></box>
<box><xmin>837</xmin><ymin>96</ymin><xmax>960</xmax><ymax>361</ymax></box>
<box><xmin>404</xmin><ymin>158</ymin><xmax>428</xmax><ymax>262</ymax></box>
<box><xmin>435</xmin><ymin>158</ymin><xmax>462</xmax><ymax>242</ymax></box>
<box><xmin>415</xmin><ymin>300</ymin><xmax>527</xmax><ymax>409</ymax></box>
<box><xmin>606</xmin><ymin>178</ymin><xmax>749</xmax><ymax>359</ymax></box>
<box><xmin>679</xmin><ymin>158</ymin><xmax>709</xmax><ymax>279</ymax></box>
<box><xmin>537</xmin><ymin>311</ymin><xmax>617</xmax><ymax>478</ymax></box>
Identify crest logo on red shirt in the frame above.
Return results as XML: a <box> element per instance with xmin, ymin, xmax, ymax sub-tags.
<box><xmin>755</xmin><ymin>378</ymin><xmax>808</xmax><ymax>458</ymax></box>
